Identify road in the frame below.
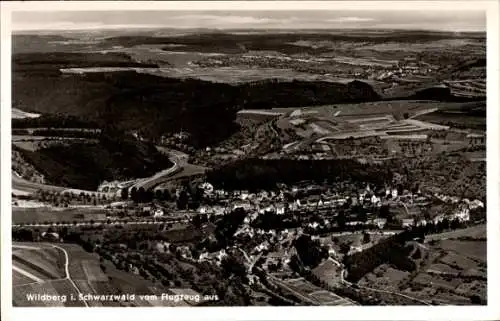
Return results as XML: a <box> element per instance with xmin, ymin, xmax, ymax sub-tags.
<box><xmin>131</xmin><ymin>160</ymin><xmax>181</xmax><ymax>190</ymax></box>
<box><xmin>13</xmin><ymin>218</ymin><xmax>192</xmax><ymax>228</ymax></box>
<box><xmin>51</xmin><ymin>245</ymin><xmax>89</xmax><ymax>307</ymax></box>
<box><xmin>13</xmin><ymin>146</ymin><xmax>206</xmax><ymax>197</ymax></box>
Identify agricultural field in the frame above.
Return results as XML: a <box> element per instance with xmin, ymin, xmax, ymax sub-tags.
<box><xmin>311</xmin><ymin>259</ymin><xmax>343</xmax><ymax>288</ymax></box>
<box><xmin>243</xmin><ymin>99</ymin><xmax>486</xmax><ymax>160</ymax></box>
<box><xmin>12</xmin><ymin>207</ymin><xmax>107</xmax><ymax>225</ymax></box>
<box><xmin>12</xmin><ymin>243</ymin><xmax>88</xmax><ymax>307</ymax></box>
<box><xmin>279</xmin><ymin>276</ymin><xmax>354</xmax><ymax>305</ymax></box>
<box><xmin>359</xmin><ymin>264</ymin><xmax>411</xmax><ymax>292</ymax></box>
<box><xmin>12</xmin><ymin>242</ymin><xmax>179</xmax><ymax>307</ymax></box>
<box><xmin>13</xmin><ymin>246</ymin><xmax>65</xmax><ymax>281</ymax></box>
<box><xmin>355</xmin><ymin>226</ymin><xmax>487</xmax><ymax>305</ymax></box>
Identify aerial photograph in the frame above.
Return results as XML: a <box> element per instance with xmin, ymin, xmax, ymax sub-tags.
<box><xmin>9</xmin><ymin>6</ymin><xmax>487</xmax><ymax>307</ymax></box>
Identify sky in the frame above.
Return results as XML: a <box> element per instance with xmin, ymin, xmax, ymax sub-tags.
<box><xmin>12</xmin><ymin>10</ymin><xmax>486</xmax><ymax>32</ymax></box>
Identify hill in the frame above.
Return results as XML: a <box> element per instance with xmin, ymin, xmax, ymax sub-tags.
<box><xmin>14</xmin><ymin>129</ymin><xmax>172</xmax><ymax>190</ymax></box>
<box><xmin>13</xmin><ymin>52</ymin><xmax>381</xmax><ymax>148</ymax></box>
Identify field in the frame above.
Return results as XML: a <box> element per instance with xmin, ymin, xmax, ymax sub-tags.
<box><xmin>12</xmin><ymin>245</ymin><xmax>64</xmax><ymax>285</ymax></box>
<box><xmin>355</xmin><ymin>226</ymin><xmax>487</xmax><ymax>305</ymax></box>
<box><xmin>279</xmin><ymin>276</ymin><xmax>355</xmax><ymax>305</ymax></box>
<box><xmin>311</xmin><ymin>259</ymin><xmax>343</xmax><ymax>288</ymax></box>
<box><xmin>416</xmin><ymin>112</ymin><xmax>486</xmax><ymax>130</ymax></box>
<box><xmin>12</xmin><ymin>242</ymin><xmax>180</xmax><ymax>307</ymax></box>
<box><xmin>12</xmin><ymin>243</ymin><xmax>88</xmax><ymax>307</ymax></box>
<box><xmin>12</xmin><ymin>207</ymin><xmax>107</xmax><ymax>224</ymax></box>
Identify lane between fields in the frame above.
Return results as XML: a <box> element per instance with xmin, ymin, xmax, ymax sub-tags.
<box><xmin>51</xmin><ymin>245</ymin><xmax>90</xmax><ymax>307</ymax></box>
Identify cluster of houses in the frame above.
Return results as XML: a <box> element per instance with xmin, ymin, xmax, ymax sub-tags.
<box><xmin>375</xmin><ymin>58</ymin><xmax>436</xmax><ymax>81</ymax></box>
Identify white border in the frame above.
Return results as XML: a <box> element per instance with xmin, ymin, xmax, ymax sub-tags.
<box><xmin>1</xmin><ymin>1</ymin><xmax>499</xmax><ymax>321</ymax></box>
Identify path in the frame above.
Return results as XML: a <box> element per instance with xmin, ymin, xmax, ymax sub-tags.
<box><xmin>51</xmin><ymin>245</ymin><xmax>89</xmax><ymax>307</ymax></box>
<box><xmin>12</xmin><ymin>265</ymin><xmax>45</xmax><ymax>283</ymax></box>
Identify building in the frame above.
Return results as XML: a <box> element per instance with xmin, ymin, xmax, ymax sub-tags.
<box><xmin>153</xmin><ymin>208</ymin><xmax>164</xmax><ymax>217</ymax></box>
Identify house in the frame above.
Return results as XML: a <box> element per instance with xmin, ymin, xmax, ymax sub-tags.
<box><xmin>233</xmin><ymin>202</ymin><xmax>252</xmax><ymax>211</ymax></box>
<box><xmin>433</xmin><ymin>215</ymin><xmax>445</xmax><ymax>224</ymax></box>
<box><xmin>41</xmin><ymin>232</ymin><xmax>60</xmax><ymax>242</ymax></box>
<box><xmin>199</xmin><ymin>182</ymin><xmax>214</xmax><ymax>195</ymax></box>
<box><xmin>401</xmin><ymin>218</ymin><xmax>414</xmax><ymax>228</ymax></box>
<box><xmin>198</xmin><ymin>206</ymin><xmax>210</xmax><ymax>214</ymax></box>
<box><xmin>371</xmin><ymin>195</ymin><xmax>381</xmax><ymax>205</ymax></box>
<box><xmin>370</xmin><ymin>218</ymin><xmax>387</xmax><ymax>229</ymax></box>
<box><xmin>416</xmin><ymin>219</ymin><xmax>427</xmax><ymax>226</ymax></box>
<box><xmin>469</xmin><ymin>199</ymin><xmax>484</xmax><ymax>210</ymax></box>
<box><xmin>153</xmin><ymin>208</ymin><xmax>164</xmax><ymax>217</ymax></box>
<box><xmin>453</xmin><ymin>208</ymin><xmax>470</xmax><ymax>222</ymax></box>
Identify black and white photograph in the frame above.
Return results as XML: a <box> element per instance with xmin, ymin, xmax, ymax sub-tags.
<box><xmin>1</xmin><ymin>1</ymin><xmax>499</xmax><ymax>320</ymax></box>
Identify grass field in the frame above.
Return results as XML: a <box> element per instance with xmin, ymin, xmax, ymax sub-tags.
<box><xmin>12</xmin><ymin>207</ymin><xmax>107</xmax><ymax>224</ymax></box>
<box><xmin>311</xmin><ymin>259</ymin><xmax>343</xmax><ymax>288</ymax></box>
<box><xmin>12</xmin><ymin>245</ymin><xmax>66</xmax><ymax>282</ymax></box>
<box><xmin>354</xmin><ymin>226</ymin><xmax>487</xmax><ymax>305</ymax></box>
<box><xmin>438</xmin><ymin>240</ymin><xmax>486</xmax><ymax>262</ymax></box>
<box><xmin>12</xmin><ymin>242</ymin><xmax>178</xmax><ymax>307</ymax></box>
<box><xmin>425</xmin><ymin>224</ymin><xmax>486</xmax><ymax>241</ymax></box>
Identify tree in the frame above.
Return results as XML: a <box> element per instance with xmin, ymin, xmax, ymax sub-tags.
<box><xmin>340</xmin><ymin>242</ymin><xmax>351</xmax><ymax>256</ymax></box>
<box><xmin>120</xmin><ymin>188</ymin><xmax>129</xmax><ymax>200</ymax></box>
<box><xmin>162</xmin><ymin>189</ymin><xmax>171</xmax><ymax>201</ymax></box>
<box><xmin>363</xmin><ymin>232</ymin><xmax>371</xmax><ymax>244</ymax></box>
<box><xmin>336</xmin><ymin>210</ymin><xmax>346</xmax><ymax>229</ymax></box>
<box><xmin>130</xmin><ymin>187</ymin><xmax>138</xmax><ymax>202</ymax></box>
<box><xmin>137</xmin><ymin>187</ymin><xmax>146</xmax><ymax>203</ymax></box>
<box><xmin>177</xmin><ymin>190</ymin><xmax>189</xmax><ymax>210</ymax></box>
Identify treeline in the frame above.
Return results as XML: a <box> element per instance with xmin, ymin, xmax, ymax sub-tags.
<box><xmin>12</xmin><ymin>128</ymin><xmax>100</xmax><ymax>139</ymax></box>
<box><xmin>13</xmin><ymin>51</ymin><xmax>159</xmax><ymax>72</ymax></box>
<box><xmin>12</xmin><ymin>115</ymin><xmax>100</xmax><ymax>129</ymax></box>
<box><xmin>206</xmin><ymin>158</ymin><xmax>393</xmax><ymax>191</ymax></box>
<box><xmin>235</xmin><ymin>80</ymin><xmax>380</xmax><ymax>109</ymax></box>
<box><xmin>31</xmin><ymin>129</ymin><xmax>99</xmax><ymax>139</ymax></box>
<box><xmin>101</xmin><ymin>32</ymin><xmax>474</xmax><ymax>55</ymax></box>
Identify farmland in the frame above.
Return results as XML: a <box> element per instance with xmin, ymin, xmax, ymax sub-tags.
<box><xmin>273</xmin><ymin>276</ymin><xmax>355</xmax><ymax>305</ymax></box>
<box><xmin>12</xmin><ymin>207</ymin><xmax>107</xmax><ymax>225</ymax></box>
<box><xmin>12</xmin><ymin>242</ymin><xmax>183</xmax><ymax>307</ymax></box>
<box><xmin>241</xmin><ymin>100</ymin><xmax>484</xmax><ymax>161</ymax></box>
<box><xmin>356</xmin><ymin>226</ymin><xmax>487</xmax><ymax>305</ymax></box>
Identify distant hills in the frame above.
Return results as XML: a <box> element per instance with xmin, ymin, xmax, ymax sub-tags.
<box><xmin>13</xmin><ymin>51</ymin><xmax>382</xmax><ymax>148</ymax></box>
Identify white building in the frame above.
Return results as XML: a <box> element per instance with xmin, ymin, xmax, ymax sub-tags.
<box><xmin>371</xmin><ymin>195</ymin><xmax>381</xmax><ymax>205</ymax></box>
<box><xmin>153</xmin><ymin>208</ymin><xmax>164</xmax><ymax>217</ymax></box>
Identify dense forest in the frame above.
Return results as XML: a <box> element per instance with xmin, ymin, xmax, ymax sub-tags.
<box><xmin>13</xmin><ymin>51</ymin><xmax>380</xmax><ymax>148</ymax></box>
<box><xmin>15</xmin><ymin>128</ymin><xmax>172</xmax><ymax>190</ymax></box>
<box><xmin>206</xmin><ymin>158</ymin><xmax>393</xmax><ymax>191</ymax></box>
